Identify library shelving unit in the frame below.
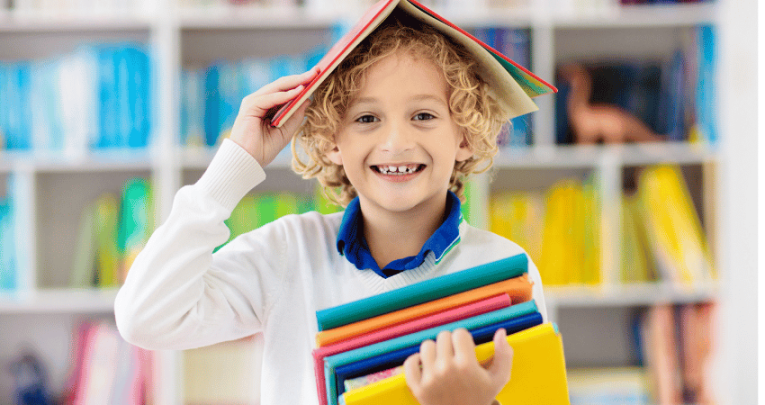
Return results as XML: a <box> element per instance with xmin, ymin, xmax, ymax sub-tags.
<box><xmin>0</xmin><ymin>0</ymin><xmax>755</xmax><ymax>404</ymax></box>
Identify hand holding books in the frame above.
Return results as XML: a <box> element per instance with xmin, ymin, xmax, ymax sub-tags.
<box><xmin>312</xmin><ymin>254</ymin><xmax>571</xmax><ymax>405</ymax></box>
<box><xmin>403</xmin><ymin>328</ymin><xmax>513</xmax><ymax>405</ymax></box>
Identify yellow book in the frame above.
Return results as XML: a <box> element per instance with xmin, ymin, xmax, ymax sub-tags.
<box><xmin>540</xmin><ymin>180</ymin><xmax>583</xmax><ymax>285</ymax></box>
<box><xmin>639</xmin><ymin>165</ymin><xmax>713</xmax><ymax>287</ymax></box>
<box><xmin>94</xmin><ymin>193</ymin><xmax>120</xmax><ymax>288</ymax></box>
<box><xmin>581</xmin><ymin>174</ymin><xmax>601</xmax><ymax>285</ymax></box>
<box><xmin>342</xmin><ymin>323</ymin><xmax>570</xmax><ymax>405</ymax></box>
<box><xmin>490</xmin><ymin>191</ymin><xmax>544</xmax><ymax>266</ymax></box>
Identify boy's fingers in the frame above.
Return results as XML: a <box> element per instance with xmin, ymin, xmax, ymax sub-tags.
<box><xmin>241</xmin><ymin>85</ymin><xmax>305</xmax><ymax>119</ymax></box>
<box><xmin>419</xmin><ymin>339</ymin><xmax>437</xmax><ymax>371</ymax></box>
<box><xmin>404</xmin><ymin>353</ymin><xmax>423</xmax><ymax>387</ymax></box>
<box><xmin>253</xmin><ymin>67</ymin><xmax>319</xmax><ymax>96</ymax></box>
<box><xmin>486</xmin><ymin>328</ymin><xmax>514</xmax><ymax>387</ymax></box>
<box><xmin>436</xmin><ymin>330</ymin><xmax>455</xmax><ymax>360</ymax></box>
<box><xmin>451</xmin><ymin>328</ymin><xmax>476</xmax><ymax>361</ymax></box>
<box><xmin>274</xmin><ymin>98</ymin><xmax>311</xmax><ymax>135</ymax></box>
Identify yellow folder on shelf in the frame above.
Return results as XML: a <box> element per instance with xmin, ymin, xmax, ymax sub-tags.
<box><xmin>341</xmin><ymin>323</ymin><xmax>570</xmax><ymax>405</ymax></box>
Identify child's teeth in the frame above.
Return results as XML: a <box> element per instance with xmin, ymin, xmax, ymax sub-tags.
<box><xmin>377</xmin><ymin>165</ymin><xmax>415</xmax><ymax>174</ymax></box>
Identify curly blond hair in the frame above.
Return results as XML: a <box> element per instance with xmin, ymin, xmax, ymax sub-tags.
<box><xmin>292</xmin><ymin>15</ymin><xmax>510</xmax><ymax>207</ymax></box>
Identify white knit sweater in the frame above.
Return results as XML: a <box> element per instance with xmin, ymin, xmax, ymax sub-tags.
<box><xmin>114</xmin><ymin>139</ymin><xmax>548</xmax><ymax>405</ymax></box>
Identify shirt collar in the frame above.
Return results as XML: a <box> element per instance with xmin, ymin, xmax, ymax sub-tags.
<box><xmin>336</xmin><ymin>191</ymin><xmax>463</xmax><ymax>278</ymax></box>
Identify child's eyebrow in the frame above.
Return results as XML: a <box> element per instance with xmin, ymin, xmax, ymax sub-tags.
<box><xmin>409</xmin><ymin>94</ymin><xmax>448</xmax><ymax>106</ymax></box>
<box><xmin>353</xmin><ymin>94</ymin><xmax>446</xmax><ymax>105</ymax></box>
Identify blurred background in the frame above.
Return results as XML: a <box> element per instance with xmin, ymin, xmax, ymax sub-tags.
<box><xmin>0</xmin><ymin>0</ymin><xmax>757</xmax><ymax>404</ymax></box>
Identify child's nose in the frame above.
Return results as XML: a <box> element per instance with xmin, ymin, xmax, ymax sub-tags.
<box><xmin>380</xmin><ymin>121</ymin><xmax>414</xmax><ymax>153</ymax></box>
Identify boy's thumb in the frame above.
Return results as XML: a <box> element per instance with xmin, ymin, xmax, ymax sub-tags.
<box><xmin>486</xmin><ymin>328</ymin><xmax>514</xmax><ymax>387</ymax></box>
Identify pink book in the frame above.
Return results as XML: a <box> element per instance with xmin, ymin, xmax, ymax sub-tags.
<box><xmin>312</xmin><ymin>293</ymin><xmax>511</xmax><ymax>405</ymax></box>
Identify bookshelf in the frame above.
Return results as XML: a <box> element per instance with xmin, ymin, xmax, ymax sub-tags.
<box><xmin>0</xmin><ymin>0</ymin><xmax>757</xmax><ymax>404</ymax></box>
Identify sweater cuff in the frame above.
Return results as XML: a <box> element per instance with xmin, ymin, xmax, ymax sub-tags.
<box><xmin>195</xmin><ymin>138</ymin><xmax>267</xmax><ymax>212</ymax></box>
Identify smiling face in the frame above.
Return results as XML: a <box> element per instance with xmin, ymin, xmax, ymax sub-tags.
<box><xmin>324</xmin><ymin>51</ymin><xmax>473</xmax><ymax>218</ymax></box>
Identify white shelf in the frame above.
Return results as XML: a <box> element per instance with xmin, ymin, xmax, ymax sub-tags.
<box><xmin>549</xmin><ymin>2</ymin><xmax>718</xmax><ymax>28</ymax></box>
<box><xmin>0</xmin><ymin>288</ymin><xmax>118</xmax><ymax>313</ymax></box>
<box><xmin>178</xmin><ymin>5</ymin><xmax>336</xmax><ymax>29</ymax></box>
<box><xmin>0</xmin><ymin>149</ymin><xmax>155</xmax><ymax>172</ymax></box>
<box><xmin>0</xmin><ymin>13</ymin><xmax>152</xmax><ymax>32</ymax></box>
<box><xmin>493</xmin><ymin>142</ymin><xmax>716</xmax><ymax>169</ymax></box>
<box><xmin>546</xmin><ymin>282</ymin><xmax>718</xmax><ymax>308</ymax></box>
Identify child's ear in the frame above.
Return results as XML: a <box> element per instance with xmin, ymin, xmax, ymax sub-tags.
<box><xmin>325</xmin><ymin>144</ymin><xmax>343</xmax><ymax>166</ymax></box>
<box><xmin>455</xmin><ymin>134</ymin><xmax>474</xmax><ymax>162</ymax></box>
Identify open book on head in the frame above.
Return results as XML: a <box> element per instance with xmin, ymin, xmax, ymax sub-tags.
<box><xmin>270</xmin><ymin>0</ymin><xmax>557</xmax><ymax>128</ymax></box>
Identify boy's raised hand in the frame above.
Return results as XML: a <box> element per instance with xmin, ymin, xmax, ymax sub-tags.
<box><xmin>229</xmin><ymin>67</ymin><xmax>319</xmax><ymax>167</ymax></box>
<box><xmin>404</xmin><ymin>328</ymin><xmax>513</xmax><ymax>405</ymax></box>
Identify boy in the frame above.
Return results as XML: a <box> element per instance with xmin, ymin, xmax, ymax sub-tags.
<box><xmin>115</xmin><ymin>14</ymin><xmax>549</xmax><ymax>405</ymax></box>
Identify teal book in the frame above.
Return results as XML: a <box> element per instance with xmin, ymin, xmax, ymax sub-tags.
<box><xmin>316</xmin><ymin>253</ymin><xmax>528</xmax><ymax>331</ymax></box>
<box><xmin>118</xmin><ymin>178</ymin><xmax>153</xmax><ymax>283</ymax></box>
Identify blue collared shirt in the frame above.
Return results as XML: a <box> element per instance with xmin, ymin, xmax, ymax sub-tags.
<box><xmin>336</xmin><ymin>191</ymin><xmax>463</xmax><ymax>278</ymax></box>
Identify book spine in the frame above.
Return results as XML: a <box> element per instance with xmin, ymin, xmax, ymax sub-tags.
<box><xmin>316</xmin><ymin>253</ymin><xmax>528</xmax><ymax>331</ymax></box>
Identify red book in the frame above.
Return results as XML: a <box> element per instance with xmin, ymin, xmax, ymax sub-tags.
<box><xmin>271</xmin><ymin>0</ymin><xmax>556</xmax><ymax>128</ymax></box>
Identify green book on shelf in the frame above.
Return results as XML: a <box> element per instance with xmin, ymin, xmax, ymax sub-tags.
<box><xmin>70</xmin><ymin>201</ymin><xmax>97</xmax><ymax>288</ymax></box>
<box><xmin>118</xmin><ymin>178</ymin><xmax>153</xmax><ymax>283</ymax></box>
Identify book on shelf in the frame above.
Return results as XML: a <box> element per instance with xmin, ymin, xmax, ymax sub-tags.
<box><xmin>620</xmin><ymin>194</ymin><xmax>659</xmax><ymax>284</ymax></box>
<box><xmin>0</xmin><ymin>175</ymin><xmax>16</xmax><ymax>291</ymax></box>
<box><xmin>633</xmin><ymin>302</ymin><xmax>717</xmax><ymax>405</ymax></box>
<box><xmin>637</xmin><ymin>164</ymin><xmax>715</xmax><ymax>288</ymax></box>
<box><xmin>182</xmin><ymin>50</ymin><xmax>328</xmax><ymax>149</ymax></box>
<box><xmin>473</xmin><ymin>27</ymin><xmax>533</xmax><ymax>147</ymax></box>
<box><xmin>489</xmin><ymin>190</ymin><xmax>544</xmax><ymax>269</ymax></box>
<box><xmin>61</xmin><ymin>320</ymin><xmax>153</xmax><ymax>405</ymax></box>
<box><xmin>488</xmin><ymin>164</ymin><xmax>712</xmax><ymax>289</ymax></box>
<box><xmin>221</xmin><ymin>191</ymin><xmax>315</xmax><ymax>248</ymax></box>
<box><xmin>536</xmin><ymin>174</ymin><xmax>601</xmax><ymax>286</ymax></box>
<box><xmin>69</xmin><ymin>177</ymin><xmax>154</xmax><ymax>289</ymax></box>
<box><xmin>312</xmin><ymin>254</ymin><xmax>570</xmax><ymax>405</ymax></box>
<box><xmin>0</xmin><ymin>44</ymin><xmax>152</xmax><ymax>155</ymax></box>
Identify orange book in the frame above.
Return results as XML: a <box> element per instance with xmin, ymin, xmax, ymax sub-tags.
<box><xmin>316</xmin><ymin>274</ymin><xmax>533</xmax><ymax>347</ymax></box>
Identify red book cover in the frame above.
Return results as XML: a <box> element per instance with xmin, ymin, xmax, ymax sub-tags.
<box><xmin>270</xmin><ymin>0</ymin><xmax>556</xmax><ymax>127</ymax></box>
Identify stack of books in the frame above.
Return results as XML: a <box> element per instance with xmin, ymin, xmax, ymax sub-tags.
<box><xmin>311</xmin><ymin>254</ymin><xmax>571</xmax><ymax>405</ymax></box>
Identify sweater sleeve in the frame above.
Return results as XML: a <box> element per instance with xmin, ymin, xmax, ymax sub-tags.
<box><xmin>114</xmin><ymin>139</ymin><xmax>281</xmax><ymax>350</ymax></box>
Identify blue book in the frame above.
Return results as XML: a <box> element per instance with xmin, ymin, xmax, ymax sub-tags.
<box><xmin>696</xmin><ymin>25</ymin><xmax>717</xmax><ymax>145</ymax></box>
<box><xmin>316</xmin><ymin>253</ymin><xmax>528</xmax><ymax>331</ymax></box>
<box><xmin>116</xmin><ymin>46</ymin><xmax>132</xmax><ymax>149</ymax></box>
<box><xmin>203</xmin><ymin>64</ymin><xmax>221</xmax><ymax>147</ymax></box>
<box><xmin>0</xmin><ymin>176</ymin><xmax>16</xmax><ymax>291</ymax></box>
<box><xmin>5</xmin><ymin>63</ymin><xmax>32</xmax><ymax>150</ymax></box>
<box><xmin>98</xmin><ymin>46</ymin><xmax>118</xmax><ymax>150</ymax></box>
<box><xmin>334</xmin><ymin>311</ymin><xmax>544</xmax><ymax>398</ymax></box>
<box><xmin>324</xmin><ymin>302</ymin><xmax>539</xmax><ymax>405</ymax></box>
<box><xmin>123</xmin><ymin>45</ymin><xmax>151</xmax><ymax>148</ymax></box>
<box><xmin>657</xmin><ymin>50</ymin><xmax>685</xmax><ymax>141</ymax></box>
<box><xmin>0</xmin><ymin>63</ymin><xmax>7</xmax><ymax>150</ymax></box>
<box><xmin>218</xmin><ymin>61</ymin><xmax>239</xmax><ymax>140</ymax></box>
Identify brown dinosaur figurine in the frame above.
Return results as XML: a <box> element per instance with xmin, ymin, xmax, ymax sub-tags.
<box><xmin>559</xmin><ymin>63</ymin><xmax>665</xmax><ymax>144</ymax></box>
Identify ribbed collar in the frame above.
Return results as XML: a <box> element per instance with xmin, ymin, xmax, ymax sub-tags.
<box><xmin>336</xmin><ymin>191</ymin><xmax>463</xmax><ymax>278</ymax></box>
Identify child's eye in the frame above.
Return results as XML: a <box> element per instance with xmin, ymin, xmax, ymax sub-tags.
<box><xmin>413</xmin><ymin>112</ymin><xmax>435</xmax><ymax>121</ymax></box>
<box><xmin>356</xmin><ymin>115</ymin><xmax>379</xmax><ymax>124</ymax></box>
